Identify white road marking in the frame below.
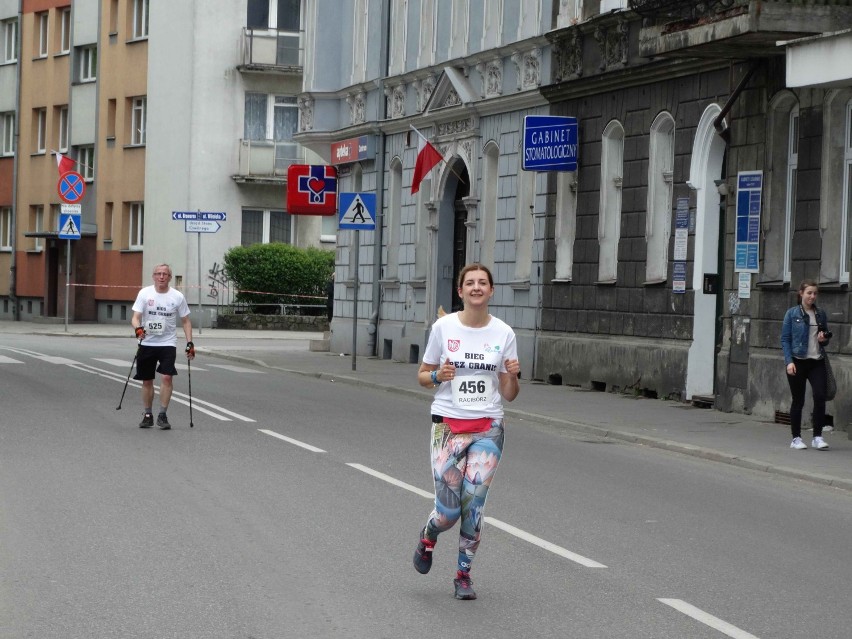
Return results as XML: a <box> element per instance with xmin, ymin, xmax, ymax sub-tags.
<box><xmin>346</xmin><ymin>463</ymin><xmax>435</xmax><ymax>499</ymax></box>
<box><xmin>259</xmin><ymin>429</ymin><xmax>326</xmax><ymax>452</ymax></box>
<box><xmin>0</xmin><ymin>355</ymin><xmax>24</xmax><ymax>364</ymax></box>
<box><xmin>208</xmin><ymin>364</ymin><xmax>264</xmax><ymax>374</ymax></box>
<box><xmin>345</xmin><ymin>462</ymin><xmax>606</xmax><ymax>568</ymax></box>
<box><xmin>174</xmin><ymin>362</ymin><xmax>207</xmax><ymax>371</ymax></box>
<box><xmin>483</xmin><ymin>517</ymin><xmax>607</xmax><ymax>568</ymax></box>
<box><xmin>658</xmin><ymin>599</ymin><xmax>761</xmax><ymax>639</ymax></box>
<box><xmin>93</xmin><ymin>358</ymin><xmax>207</xmax><ymax>371</ymax></box>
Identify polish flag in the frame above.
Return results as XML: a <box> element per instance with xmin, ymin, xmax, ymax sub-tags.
<box><xmin>55</xmin><ymin>151</ymin><xmax>75</xmax><ymax>175</ymax></box>
<box><xmin>410</xmin><ymin>126</ymin><xmax>443</xmax><ymax>195</ymax></box>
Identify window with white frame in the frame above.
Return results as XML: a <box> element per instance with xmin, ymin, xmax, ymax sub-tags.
<box><xmin>419</xmin><ymin>0</ymin><xmax>435</xmax><ymax>68</ymax></box>
<box><xmin>131</xmin><ymin>97</ymin><xmax>146</xmax><ymax>145</ymax></box>
<box><xmin>783</xmin><ymin>108</ymin><xmax>798</xmax><ymax>283</ymax></box>
<box><xmin>241</xmin><ymin>209</ymin><xmax>292</xmax><ymax>245</ymax></box>
<box><xmin>646</xmin><ymin>112</ymin><xmax>675</xmax><ymax>284</ymax></box>
<box><xmin>59</xmin><ymin>8</ymin><xmax>70</xmax><ymax>53</ymax></box>
<box><xmin>389</xmin><ymin>0</ymin><xmax>408</xmax><ymax>76</ymax></box>
<box><xmin>34</xmin><ymin>108</ymin><xmax>46</xmax><ymax>153</ymax></box>
<box><xmin>449</xmin><ymin>0</ymin><xmax>468</xmax><ymax>59</ymax></box>
<box><xmin>37</xmin><ymin>13</ymin><xmax>48</xmax><ymax>58</ymax></box>
<box><xmin>244</xmin><ymin>93</ymin><xmax>298</xmax><ymax>171</ymax></box>
<box><xmin>1</xmin><ymin>112</ymin><xmax>14</xmax><ymax>156</ymax></box>
<box><xmin>554</xmin><ymin>171</ymin><xmax>577</xmax><ymax>281</ymax></box>
<box><xmin>30</xmin><ymin>205</ymin><xmax>43</xmax><ymax>251</ymax></box>
<box><xmin>0</xmin><ymin>207</ymin><xmax>11</xmax><ymax>250</ymax></box>
<box><xmin>78</xmin><ymin>45</ymin><xmax>97</xmax><ymax>82</ymax></box>
<box><xmin>57</xmin><ymin>105</ymin><xmax>68</xmax><ymax>151</ymax></box>
<box><xmin>598</xmin><ymin>120</ymin><xmax>625</xmax><ymax>283</ymax></box>
<box><xmin>128</xmin><ymin>203</ymin><xmax>143</xmax><ymax>249</ymax></box>
<box><xmin>3</xmin><ymin>18</ymin><xmax>18</xmax><ymax>63</ymax></box>
<box><xmin>479</xmin><ymin>141</ymin><xmax>498</xmax><ymax>270</ymax></box>
<box><xmin>386</xmin><ymin>159</ymin><xmax>402</xmax><ymax>279</ymax></box>
<box><xmin>841</xmin><ymin>100</ymin><xmax>852</xmax><ymax>283</ymax></box>
<box><xmin>514</xmin><ymin>166</ymin><xmax>534</xmax><ymax>281</ymax></box>
<box><xmin>352</xmin><ymin>0</ymin><xmax>368</xmax><ymax>84</ymax></box>
<box><xmin>133</xmin><ymin>0</ymin><xmax>149</xmax><ymax>39</ymax></box>
<box><xmin>78</xmin><ymin>145</ymin><xmax>95</xmax><ymax>180</ymax></box>
<box><xmin>481</xmin><ymin>0</ymin><xmax>500</xmax><ymax>50</ymax></box>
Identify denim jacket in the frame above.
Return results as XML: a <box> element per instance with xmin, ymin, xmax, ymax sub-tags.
<box><xmin>781</xmin><ymin>304</ymin><xmax>830</xmax><ymax>365</ymax></box>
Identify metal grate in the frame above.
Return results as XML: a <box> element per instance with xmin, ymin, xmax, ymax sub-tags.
<box><xmin>774</xmin><ymin>410</ymin><xmax>791</xmax><ymax>425</ymax></box>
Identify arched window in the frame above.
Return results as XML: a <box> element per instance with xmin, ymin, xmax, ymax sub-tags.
<box><xmin>514</xmin><ymin>165</ymin><xmax>535</xmax><ymax>281</ymax></box>
<box><xmin>554</xmin><ymin>171</ymin><xmax>576</xmax><ymax>281</ymax></box>
<box><xmin>386</xmin><ymin>158</ymin><xmax>403</xmax><ymax>280</ymax></box>
<box><xmin>646</xmin><ymin>112</ymin><xmax>675</xmax><ymax>283</ymax></box>
<box><xmin>479</xmin><ymin>141</ymin><xmax>499</xmax><ymax>269</ymax></box>
<box><xmin>819</xmin><ymin>90</ymin><xmax>852</xmax><ymax>283</ymax></box>
<box><xmin>598</xmin><ymin>120</ymin><xmax>624</xmax><ymax>283</ymax></box>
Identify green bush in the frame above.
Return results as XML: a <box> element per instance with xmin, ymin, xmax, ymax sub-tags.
<box><xmin>223</xmin><ymin>243</ymin><xmax>334</xmax><ymax>312</ymax></box>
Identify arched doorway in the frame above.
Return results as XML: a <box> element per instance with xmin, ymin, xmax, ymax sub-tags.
<box><xmin>435</xmin><ymin>159</ymin><xmax>470</xmax><ymax>314</ymax></box>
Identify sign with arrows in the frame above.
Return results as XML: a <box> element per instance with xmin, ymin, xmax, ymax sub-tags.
<box><xmin>172</xmin><ymin>211</ymin><xmax>227</xmax><ymax>221</ymax></box>
<box><xmin>185</xmin><ymin>220</ymin><xmax>221</xmax><ymax>233</ymax></box>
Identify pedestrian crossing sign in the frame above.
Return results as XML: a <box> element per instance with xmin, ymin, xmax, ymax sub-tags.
<box><xmin>338</xmin><ymin>192</ymin><xmax>376</xmax><ymax>230</ymax></box>
<box><xmin>58</xmin><ymin>212</ymin><xmax>82</xmax><ymax>240</ymax></box>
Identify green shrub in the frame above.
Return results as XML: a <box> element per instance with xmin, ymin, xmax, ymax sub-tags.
<box><xmin>223</xmin><ymin>243</ymin><xmax>334</xmax><ymax>312</ymax></box>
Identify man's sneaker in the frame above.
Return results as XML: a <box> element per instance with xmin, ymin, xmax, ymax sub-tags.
<box><xmin>790</xmin><ymin>437</ymin><xmax>807</xmax><ymax>450</ymax></box>
<box><xmin>139</xmin><ymin>413</ymin><xmax>154</xmax><ymax>428</ymax></box>
<box><xmin>812</xmin><ymin>436</ymin><xmax>829</xmax><ymax>450</ymax></box>
<box><xmin>413</xmin><ymin>536</ymin><xmax>435</xmax><ymax>574</ymax></box>
<box><xmin>156</xmin><ymin>414</ymin><xmax>171</xmax><ymax>430</ymax></box>
<box><xmin>453</xmin><ymin>570</ymin><xmax>476</xmax><ymax>600</ymax></box>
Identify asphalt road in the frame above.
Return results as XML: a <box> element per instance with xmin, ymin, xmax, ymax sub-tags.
<box><xmin>2</xmin><ymin>334</ymin><xmax>852</xmax><ymax>639</ymax></box>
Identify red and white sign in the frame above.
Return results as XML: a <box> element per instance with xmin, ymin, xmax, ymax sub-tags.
<box><xmin>57</xmin><ymin>171</ymin><xmax>86</xmax><ymax>204</ymax></box>
<box><xmin>286</xmin><ymin>164</ymin><xmax>338</xmax><ymax>215</ymax></box>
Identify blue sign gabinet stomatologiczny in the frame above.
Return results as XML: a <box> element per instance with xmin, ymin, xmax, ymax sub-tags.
<box><xmin>338</xmin><ymin>192</ymin><xmax>376</xmax><ymax>230</ymax></box>
<box><xmin>522</xmin><ymin>116</ymin><xmax>578</xmax><ymax>172</ymax></box>
<box><xmin>171</xmin><ymin>211</ymin><xmax>227</xmax><ymax>221</ymax></box>
<box><xmin>734</xmin><ymin>170</ymin><xmax>763</xmax><ymax>274</ymax></box>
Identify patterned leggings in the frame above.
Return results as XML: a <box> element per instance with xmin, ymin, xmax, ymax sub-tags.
<box><xmin>422</xmin><ymin>419</ymin><xmax>505</xmax><ymax>573</ymax></box>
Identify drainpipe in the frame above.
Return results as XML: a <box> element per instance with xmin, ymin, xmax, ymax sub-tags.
<box><xmin>713</xmin><ymin>62</ymin><xmax>760</xmax><ymax>140</ymax></box>
<box><xmin>368</xmin><ymin>0</ymin><xmax>391</xmax><ymax>357</ymax></box>
<box><xmin>9</xmin><ymin>0</ymin><xmax>22</xmax><ymax>320</ymax></box>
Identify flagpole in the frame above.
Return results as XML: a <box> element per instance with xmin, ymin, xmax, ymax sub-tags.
<box><xmin>409</xmin><ymin>126</ymin><xmax>466</xmax><ymax>184</ymax></box>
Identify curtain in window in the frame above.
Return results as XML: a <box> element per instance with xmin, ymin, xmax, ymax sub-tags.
<box><xmin>244</xmin><ymin>93</ymin><xmax>268</xmax><ymax>141</ymax></box>
<box><xmin>242</xmin><ymin>210</ymin><xmax>263</xmax><ymax>246</ymax></box>
<box><xmin>247</xmin><ymin>0</ymin><xmax>269</xmax><ymax>29</ymax></box>
<box><xmin>269</xmin><ymin>211</ymin><xmax>291</xmax><ymax>243</ymax></box>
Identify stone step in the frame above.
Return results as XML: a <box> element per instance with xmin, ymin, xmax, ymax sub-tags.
<box><xmin>309</xmin><ymin>338</ymin><xmax>330</xmax><ymax>352</ymax></box>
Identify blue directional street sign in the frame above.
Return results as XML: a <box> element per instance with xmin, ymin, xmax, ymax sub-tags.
<box><xmin>338</xmin><ymin>192</ymin><xmax>376</xmax><ymax>230</ymax></box>
<box><xmin>171</xmin><ymin>211</ymin><xmax>227</xmax><ymax>221</ymax></box>
<box><xmin>58</xmin><ymin>213</ymin><xmax>82</xmax><ymax>240</ymax></box>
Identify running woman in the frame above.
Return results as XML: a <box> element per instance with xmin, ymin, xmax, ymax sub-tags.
<box><xmin>131</xmin><ymin>264</ymin><xmax>195</xmax><ymax>429</ymax></box>
<box><xmin>413</xmin><ymin>263</ymin><xmax>521</xmax><ymax>600</ymax></box>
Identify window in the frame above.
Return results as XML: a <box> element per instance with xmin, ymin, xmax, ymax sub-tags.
<box><xmin>0</xmin><ymin>207</ymin><xmax>11</xmax><ymax>250</ymax></box>
<box><xmin>104</xmin><ymin>202</ymin><xmax>113</xmax><ymax>243</ymax></box>
<box><xmin>37</xmin><ymin>13</ymin><xmax>48</xmax><ymax>58</ymax></box>
<box><xmin>78</xmin><ymin>146</ymin><xmax>95</xmax><ymax>180</ymax></box>
<box><xmin>131</xmin><ymin>97</ymin><xmax>146</xmax><ymax>145</ymax></box>
<box><xmin>30</xmin><ymin>205</ymin><xmax>43</xmax><ymax>251</ymax></box>
<box><xmin>241</xmin><ymin>209</ymin><xmax>292</xmax><ymax>245</ymax></box>
<box><xmin>479</xmin><ymin>141</ymin><xmax>499</xmax><ymax>270</ymax></box>
<box><xmin>59</xmin><ymin>9</ymin><xmax>70</xmax><ymax>53</ymax></box>
<box><xmin>244</xmin><ymin>93</ymin><xmax>299</xmax><ymax>172</ymax></box>
<box><xmin>34</xmin><ymin>108</ymin><xmax>46</xmax><ymax>153</ymax></box>
<box><xmin>57</xmin><ymin>105</ymin><xmax>68</xmax><ymax>151</ymax></box>
<box><xmin>514</xmin><ymin>167</ymin><xmax>534</xmax><ymax>281</ymax></box>
<box><xmin>3</xmin><ymin>18</ymin><xmax>18</xmax><ymax>63</ymax></box>
<box><xmin>839</xmin><ymin>99</ymin><xmax>852</xmax><ymax>283</ymax></box>
<box><xmin>783</xmin><ymin>108</ymin><xmax>798</xmax><ymax>283</ymax></box>
<box><xmin>646</xmin><ymin>112</ymin><xmax>675</xmax><ymax>283</ymax></box>
<box><xmin>386</xmin><ymin>159</ymin><xmax>402</xmax><ymax>279</ymax></box>
<box><xmin>78</xmin><ymin>45</ymin><xmax>97</xmax><ymax>82</ymax></box>
<box><xmin>598</xmin><ymin>120</ymin><xmax>625</xmax><ymax>283</ymax></box>
<box><xmin>554</xmin><ymin>171</ymin><xmax>577</xmax><ymax>281</ymax></box>
<box><xmin>128</xmin><ymin>203</ymin><xmax>143</xmax><ymax>249</ymax></box>
<box><xmin>247</xmin><ymin>0</ymin><xmax>300</xmax><ymax>29</ymax></box>
<box><xmin>1</xmin><ymin>112</ymin><xmax>14</xmax><ymax>156</ymax></box>
<box><xmin>352</xmin><ymin>0</ymin><xmax>368</xmax><ymax>83</ymax></box>
<box><xmin>133</xmin><ymin>0</ymin><xmax>149</xmax><ymax>39</ymax></box>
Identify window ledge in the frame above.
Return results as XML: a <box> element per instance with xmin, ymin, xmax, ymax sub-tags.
<box><xmin>319</xmin><ymin>234</ymin><xmax>337</xmax><ymax>243</ymax></box>
<box><xmin>340</xmin><ymin>278</ymin><xmax>356</xmax><ymax>288</ymax></box>
<box><xmin>32</xmin><ymin>55</ymin><xmax>48</xmax><ymax>62</ymax></box>
<box><xmin>595</xmin><ymin>279</ymin><xmax>617</xmax><ymax>286</ymax></box>
<box><xmin>755</xmin><ymin>279</ymin><xmax>789</xmax><ymax>290</ymax></box>
<box><xmin>53</xmin><ymin>51</ymin><xmax>70</xmax><ymax>58</ymax></box>
<box><xmin>126</xmin><ymin>36</ymin><xmax>148</xmax><ymax>45</ymax></box>
<box><xmin>26</xmin><ymin>248</ymin><xmax>43</xmax><ymax>254</ymax></box>
<box><xmin>0</xmin><ymin>247</ymin><xmax>12</xmax><ymax>252</ymax></box>
<box><xmin>642</xmin><ymin>278</ymin><xmax>666</xmax><ymax>287</ymax></box>
<box><xmin>30</xmin><ymin>151</ymin><xmax>46</xmax><ymax>157</ymax></box>
<box><xmin>122</xmin><ymin>143</ymin><xmax>146</xmax><ymax>150</ymax></box>
<box><xmin>550</xmin><ymin>278</ymin><xmax>572</xmax><ymax>284</ymax></box>
<box><xmin>380</xmin><ymin>278</ymin><xmax>400</xmax><ymax>289</ymax></box>
<box><xmin>409</xmin><ymin>279</ymin><xmax>427</xmax><ymax>289</ymax></box>
<box><xmin>509</xmin><ymin>279</ymin><xmax>530</xmax><ymax>291</ymax></box>
<box><xmin>817</xmin><ymin>280</ymin><xmax>847</xmax><ymax>291</ymax></box>
<box><xmin>120</xmin><ymin>248</ymin><xmax>143</xmax><ymax>253</ymax></box>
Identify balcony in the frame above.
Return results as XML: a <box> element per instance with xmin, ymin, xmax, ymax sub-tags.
<box><xmin>233</xmin><ymin>139</ymin><xmax>302</xmax><ymax>185</ymax></box>
<box><xmin>238</xmin><ymin>27</ymin><xmax>303</xmax><ymax>74</ymax></box>
<box><xmin>633</xmin><ymin>0</ymin><xmax>852</xmax><ymax>59</ymax></box>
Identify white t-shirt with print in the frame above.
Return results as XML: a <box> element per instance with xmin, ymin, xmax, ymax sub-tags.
<box><xmin>423</xmin><ymin>312</ymin><xmax>518</xmax><ymax>419</ymax></box>
<box><xmin>132</xmin><ymin>285</ymin><xmax>191</xmax><ymax>347</ymax></box>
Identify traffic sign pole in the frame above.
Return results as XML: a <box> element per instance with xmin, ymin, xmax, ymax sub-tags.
<box><xmin>64</xmin><ymin>239</ymin><xmax>70</xmax><ymax>332</ymax></box>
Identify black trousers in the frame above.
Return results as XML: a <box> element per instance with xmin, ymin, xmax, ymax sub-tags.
<box><xmin>786</xmin><ymin>357</ymin><xmax>827</xmax><ymax>439</ymax></box>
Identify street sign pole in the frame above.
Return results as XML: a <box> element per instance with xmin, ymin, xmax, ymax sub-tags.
<box><xmin>64</xmin><ymin>239</ymin><xmax>70</xmax><ymax>332</ymax></box>
<box><xmin>196</xmin><ymin>210</ymin><xmax>202</xmax><ymax>335</ymax></box>
<box><xmin>352</xmin><ymin>231</ymin><xmax>359</xmax><ymax>371</ymax></box>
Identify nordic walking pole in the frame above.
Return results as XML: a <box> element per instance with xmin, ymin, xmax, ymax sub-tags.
<box><xmin>187</xmin><ymin>356</ymin><xmax>194</xmax><ymax>427</ymax></box>
<box><xmin>116</xmin><ymin>340</ymin><xmax>142</xmax><ymax>410</ymax></box>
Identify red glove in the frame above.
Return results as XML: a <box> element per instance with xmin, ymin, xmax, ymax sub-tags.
<box><xmin>134</xmin><ymin>326</ymin><xmax>146</xmax><ymax>339</ymax></box>
<box><xmin>185</xmin><ymin>341</ymin><xmax>196</xmax><ymax>359</ymax></box>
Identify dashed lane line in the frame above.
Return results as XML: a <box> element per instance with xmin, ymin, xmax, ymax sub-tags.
<box><xmin>658</xmin><ymin>599</ymin><xmax>761</xmax><ymax>639</ymax></box>
<box><xmin>259</xmin><ymin>429</ymin><xmax>326</xmax><ymax>453</ymax></box>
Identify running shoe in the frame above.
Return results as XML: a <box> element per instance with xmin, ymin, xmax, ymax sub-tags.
<box><xmin>413</xmin><ymin>535</ymin><xmax>435</xmax><ymax>574</ymax></box>
<box><xmin>453</xmin><ymin>570</ymin><xmax>476</xmax><ymax>600</ymax></box>
<box><xmin>812</xmin><ymin>436</ymin><xmax>829</xmax><ymax>450</ymax></box>
<box><xmin>790</xmin><ymin>437</ymin><xmax>807</xmax><ymax>450</ymax></box>
<box><xmin>157</xmin><ymin>414</ymin><xmax>171</xmax><ymax>430</ymax></box>
<box><xmin>139</xmin><ymin>413</ymin><xmax>153</xmax><ymax>428</ymax></box>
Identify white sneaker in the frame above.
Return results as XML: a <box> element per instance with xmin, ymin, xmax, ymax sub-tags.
<box><xmin>812</xmin><ymin>436</ymin><xmax>830</xmax><ymax>450</ymax></box>
<box><xmin>790</xmin><ymin>437</ymin><xmax>807</xmax><ymax>450</ymax></box>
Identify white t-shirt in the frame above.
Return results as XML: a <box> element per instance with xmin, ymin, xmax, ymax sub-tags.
<box><xmin>422</xmin><ymin>312</ymin><xmax>518</xmax><ymax>419</ymax></box>
<box><xmin>132</xmin><ymin>286</ymin><xmax>191</xmax><ymax>347</ymax></box>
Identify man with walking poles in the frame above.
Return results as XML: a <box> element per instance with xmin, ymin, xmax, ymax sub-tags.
<box><xmin>129</xmin><ymin>263</ymin><xmax>195</xmax><ymax>429</ymax></box>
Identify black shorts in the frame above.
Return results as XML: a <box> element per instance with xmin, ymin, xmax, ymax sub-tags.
<box><xmin>133</xmin><ymin>345</ymin><xmax>179</xmax><ymax>380</ymax></box>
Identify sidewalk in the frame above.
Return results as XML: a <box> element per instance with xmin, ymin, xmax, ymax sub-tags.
<box><xmin>4</xmin><ymin>320</ymin><xmax>852</xmax><ymax>492</ymax></box>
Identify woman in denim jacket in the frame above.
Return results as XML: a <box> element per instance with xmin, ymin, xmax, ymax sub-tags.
<box><xmin>781</xmin><ymin>279</ymin><xmax>831</xmax><ymax>450</ymax></box>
